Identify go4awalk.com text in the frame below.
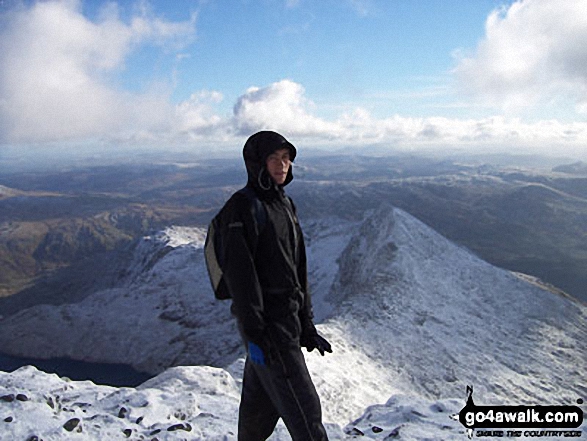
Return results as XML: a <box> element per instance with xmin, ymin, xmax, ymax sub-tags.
<box><xmin>452</xmin><ymin>386</ymin><xmax>584</xmax><ymax>439</ymax></box>
<box><xmin>475</xmin><ymin>430</ymin><xmax>582</xmax><ymax>438</ymax></box>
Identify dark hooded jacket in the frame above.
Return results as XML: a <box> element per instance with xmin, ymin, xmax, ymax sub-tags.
<box><xmin>221</xmin><ymin>131</ymin><xmax>317</xmax><ymax>351</ymax></box>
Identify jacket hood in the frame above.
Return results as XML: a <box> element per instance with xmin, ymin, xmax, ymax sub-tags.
<box><xmin>243</xmin><ymin>131</ymin><xmax>297</xmax><ymax>190</ymax></box>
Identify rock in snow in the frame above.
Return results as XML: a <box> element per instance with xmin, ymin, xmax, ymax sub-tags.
<box><xmin>0</xmin><ymin>205</ymin><xmax>585</xmax><ymax>439</ymax></box>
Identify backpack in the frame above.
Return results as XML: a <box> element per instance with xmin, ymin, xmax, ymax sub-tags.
<box><xmin>204</xmin><ymin>187</ymin><xmax>266</xmax><ymax>300</ymax></box>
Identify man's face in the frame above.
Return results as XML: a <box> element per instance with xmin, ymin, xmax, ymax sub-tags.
<box><xmin>265</xmin><ymin>148</ymin><xmax>291</xmax><ymax>185</ymax></box>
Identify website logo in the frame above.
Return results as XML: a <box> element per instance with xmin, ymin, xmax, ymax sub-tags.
<box><xmin>451</xmin><ymin>386</ymin><xmax>583</xmax><ymax>439</ymax></box>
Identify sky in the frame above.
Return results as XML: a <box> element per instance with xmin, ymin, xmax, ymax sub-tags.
<box><xmin>0</xmin><ymin>0</ymin><xmax>586</xmax><ymax>159</ymax></box>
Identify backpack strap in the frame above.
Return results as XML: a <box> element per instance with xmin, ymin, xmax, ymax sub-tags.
<box><xmin>238</xmin><ymin>186</ymin><xmax>267</xmax><ymax>235</ymax></box>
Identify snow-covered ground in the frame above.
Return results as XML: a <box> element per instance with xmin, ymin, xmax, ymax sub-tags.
<box><xmin>0</xmin><ymin>363</ymin><xmax>474</xmax><ymax>440</ymax></box>
<box><xmin>0</xmin><ymin>204</ymin><xmax>585</xmax><ymax>440</ymax></box>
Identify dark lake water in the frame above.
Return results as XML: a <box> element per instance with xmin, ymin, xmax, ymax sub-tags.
<box><xmin>0</xmin><ymin>353</ymin><xmax>153</xmax><ymax>387</ymax></box>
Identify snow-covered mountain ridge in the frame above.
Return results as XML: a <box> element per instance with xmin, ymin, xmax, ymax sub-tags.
<box><xmin>0</xmin><ymin>204</ymin><xmax>585</xmax><ymax>439</ymax></box>
<box><xmin>323</xmin><ymin>205</ymin><xmax>585</xmax><ymax>403</ymax></box>
<box><xmin>0</xmin><ymin>225</ymin><xmax>242</xmax><ymax>373</ymax></box>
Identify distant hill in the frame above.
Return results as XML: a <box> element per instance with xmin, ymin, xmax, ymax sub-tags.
<box><xmin>0</xmin><ymin>199</ymin><xmax>206</xmax><ymax>303</ymax></box>
<box><xmin>553</xmin><ymin>161</ymin><xmax>587</xmax><ymax>175</ymax></box>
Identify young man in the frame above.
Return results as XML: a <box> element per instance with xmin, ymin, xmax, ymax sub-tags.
<box><xmin>220</xmin><ymin>131</ymin><xmax>332</xmax><ymax>441</ymax></box>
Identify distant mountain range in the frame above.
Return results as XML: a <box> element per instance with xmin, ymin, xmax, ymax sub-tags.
<box><xmin>292</xmin><ymin>157</ymin><xmax>587</xmax><ymax>302</ymax></box>
<box><xmin>1</xmin><ymin>155</ymin><xmax>586</xmax><ymax>307</ymax></box>
<box><xmin>0</xmin><ymin>154</ymin><xmax>586</xmax><ymax>332</ymax></box>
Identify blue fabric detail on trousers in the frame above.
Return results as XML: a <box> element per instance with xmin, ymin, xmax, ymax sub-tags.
<box><xmin>238</xmin><ymin>345</ymin><xmax>328</xmax><ymax>441</ymax></box>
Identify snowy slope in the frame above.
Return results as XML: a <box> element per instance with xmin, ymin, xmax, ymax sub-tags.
<box><xmin>316</xmin><ymin>205</ymin><xmax>586</xmax><ymax>405</ymax></box>
<box><xmin>1</xmin><ymin>364</ymin><xmax>583</xmax><ymax>440</ymax></box>
<box><xmin>0</xmin><ymin>227</ymin><xmax>243</xmax><ymax>373</ymax></box>
<box><xmin>0</xmin><ymin>204</ymin><xmax>585</xmax><ymax>439</ymax></box>
<box><xmin>0</xmin><ymin>364</ymin><xmax>476</xmax><ymax>440</ymax></box>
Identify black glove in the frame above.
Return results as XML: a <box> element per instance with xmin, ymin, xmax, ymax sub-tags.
<box><xmin>304</xmin><ymin>334</ymin><xmax>332</xmax><ymax>356</ymax></box>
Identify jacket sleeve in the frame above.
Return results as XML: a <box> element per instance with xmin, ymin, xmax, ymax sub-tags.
<box><xmin>222</xmin><ymin>194</ymin><xmax>266</xmax><ymax>346</ymax></box>
<box><xmin>292</xmin><ymin>201</ymin><xmax>318</xmax><ymax>342</ymax></box>
<box><xmin>298</xmin><ymin>233</ymin><xmax>318</xmax><ymax>343</ymax></box>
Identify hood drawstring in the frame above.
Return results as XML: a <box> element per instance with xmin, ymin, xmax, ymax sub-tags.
<box><xmin>258</xmin><ymin>168</ymin><xmax>272</xmax><ymax>191</ymax></box>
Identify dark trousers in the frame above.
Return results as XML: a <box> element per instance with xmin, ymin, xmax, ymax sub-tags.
<box><xmin>237</xmin><ymin>344</ymin><xmax>329</xmax><ymax>441</ymax></box>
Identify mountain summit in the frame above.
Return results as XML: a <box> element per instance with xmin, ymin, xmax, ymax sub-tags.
<box><xmin>308</xmin><ymin>205</ymin><xmax>585</xmax><ymax>407</ymax></box>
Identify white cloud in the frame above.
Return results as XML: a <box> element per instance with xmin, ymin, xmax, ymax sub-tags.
<box><xmin>0</xmin><ymin>0</ymin><xmax>195</xmax><ymax>144</ymax></box>
<box><xmin>332</xmin><ymin>110</ymin><xmax>587</xmax><ymax>154</ymax></box>
<box><xmin>232</xmin><ymin>79</ymin><xmax>341</xmax><ymax>138</ymax></box>
<box><xmin>0</xmin><ymin>0</ymin><xmax>585</xmax><ymax>159</ymax></box>
<box><xmin>231</xmin><ymin>80</ymin><xmax>587</xmax><ymax>156</ymax></box>
<box><xmin>454</xmin><ymin>0</ymin><xmax>587</xmax><ymax>114</ymax></box>
<box><xmin>174</xmin><ymin>90</ymin><xmax>225</xmax><ymax>137</ymax></box>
